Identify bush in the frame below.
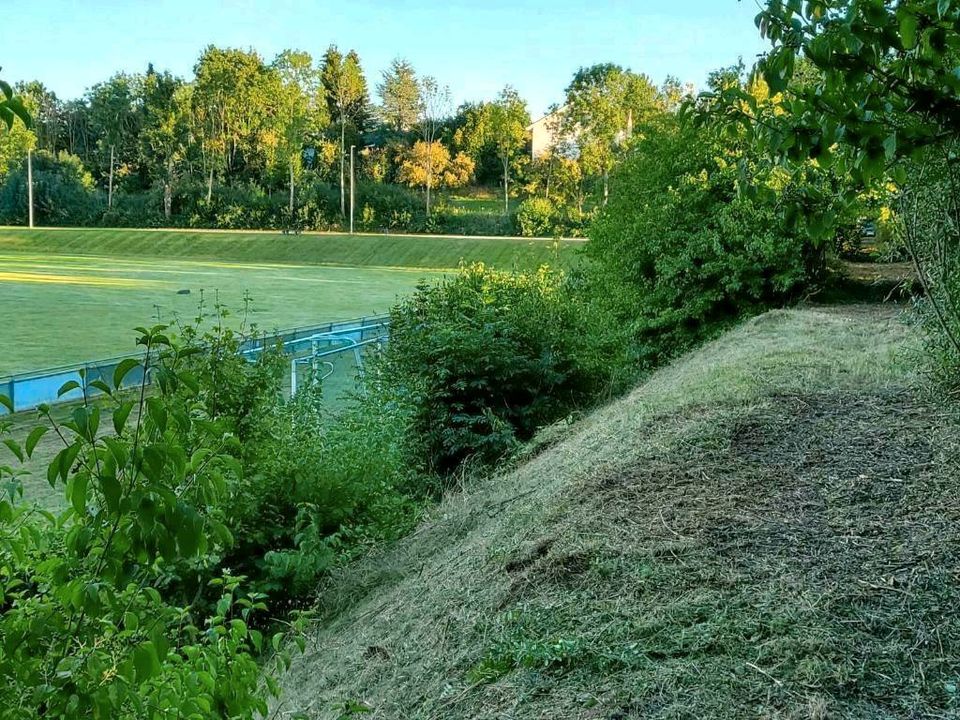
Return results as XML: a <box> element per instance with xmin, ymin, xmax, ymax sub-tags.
<box><xmin>0</xmin><ymin>325</ymin><xmax>299</xmax><ymax>719</ymax></box>
<box><xmin>164</xmin><ymin>311</ymin><xmax>425</xmax><ymax>607</ymax></box>
<box><xmin>516</xmin><ymin>197</ymin><xmax>557</xmax><ymax>237</ymax></box>
<box><xmin>588</xmin><ymin>118</ymin><xmax>816</xmax><ymax>365</ymax></box>
<box><xmin>380</xmin><ymin>263</ymin><xmax>605</xmax><ymax>471</ymax></box>
<box><xmin>0</xmin><ymin>150</ymin><xmax>101</xmax><ymax>226</ymax></box>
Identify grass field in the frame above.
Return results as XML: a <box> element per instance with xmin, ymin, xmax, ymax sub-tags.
<box><xmin>0</xmin><ymin>227</ymin><xmax>581</xmax><ymax>375</ymax></box>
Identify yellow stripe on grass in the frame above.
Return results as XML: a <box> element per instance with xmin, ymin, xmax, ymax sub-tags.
<box><xmin>0</xmin><ymin>271</ymin><xmax>166</xmax><ymax>288</ymax></box>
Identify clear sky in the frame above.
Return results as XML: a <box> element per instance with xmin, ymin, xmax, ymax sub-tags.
<box><xmin>4</xmin><ymin>0</ymin><xmax>769</xmax><ymax>118</ymax></box>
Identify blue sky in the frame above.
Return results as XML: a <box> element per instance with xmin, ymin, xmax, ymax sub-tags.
<box><xmin>5</xmin><ymin>0</ymin><xmax>769</xmax><ymax>117</ymax></box>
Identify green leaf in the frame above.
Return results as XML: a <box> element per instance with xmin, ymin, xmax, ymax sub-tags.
<box><xmin>113</xmin><ymin>401</ymin><xmax>134</xmax><ymax>435</ymax></box>
<box><xmin>899</xmin><ymin>12</ymin><xmax>918</xmax><ymax>49</ymax></box>
<box><xmin>123</xmin><ymin>611</ymin><xmax>140</xmax><ymax>632</ymax></box>
<box><xmin>69</xmin><ymin>473</ymin><xmax>89</xmax><ymax>514</ymax></box>
<box><xmin>113</xmin><ymin>358</ymin><xmax>141</xmax><ymax>390</ymax></box>
<box><xmin>133</xmin><ymin>641</ymin><xmax>160</xmax><ymax>682</ymax></box>
<box><xmin>0</xmin><ymin>395</ymin><xmax>12</xmax><ymax>414</ymax></box>
<box><xmin>2</xmin><ymin>439</ymin><xmax>23</xmax><ymax>463</ymax></box>
<box><xmin>145</xmin><ymin>397</ymin><xmax>167</xmax><ymax>433</ymax></box>
<box><xmin>939</xmin><ymin>0</ymin><xmax>950</xmax><ymax>19</ymax></box>
<box><xmin>57</xmin><ymin>380</ymin><xmax>81</xmax><ymax>398</ymax></box>
<box><xmin>25</xmin><ymin>426</ymin><xmax>48</xmax><ymax>458</ymax></box>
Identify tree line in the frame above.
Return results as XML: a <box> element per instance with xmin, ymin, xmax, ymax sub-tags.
<box><xmin>0</xmin><ymin>47</ymin><xmax>689</xmax><ymax>235</ymax></box>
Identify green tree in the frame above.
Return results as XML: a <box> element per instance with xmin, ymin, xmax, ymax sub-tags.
<box><xmin>192</xmin><ymin>46</ymin><xmax>274</xmax><ymax>197</ymax></box>
<box><xmin>139</xmin><ymin>67</ymin><xmax>190</xmax><ymax>219</ymax></box>
<box><xmin>272</xmin><ymin>50</ymin><xmax>329</xmax><ymax>217</ymax></box>
<box><xmin>488</xmin><ymin>87</ymin><xmax>530</xmax><ymax>214</ymax></box>
<box><xmin>0</xmin><ymin>149</ymin><xmax>99</xmax><ymax>225</ymax></box>
<box><xmin>377</xmin><ymin>57</ymin><xmax>420</xmax><ymax>134</ymax></box>
<box><xmin>741</xmin><ymin>0</ymin><xmax>960</xmax><ymax>381</ymax></box>
<box><xmin>562</xmin><ymin>63</ymin><xmax>660</xmax><ymax>204</ymax></box>
<box><xmin>321</xmin><ymin>45</ymin><xmax>368</xmax><ymax>216</ymax></box>
<box><xmin>15</xmin><ymin>80</ymin><xmax>62</xmax><ymax>151</ymax></box>
<box><xmin>87</xmin><ymin>72</ymin><xmax>143</xmax><ymax>204</ymax></box>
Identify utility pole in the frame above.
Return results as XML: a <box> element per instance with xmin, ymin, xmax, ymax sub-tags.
<box><xmin>107</xmin><ymin>145</ymin><xmax>115</xmax><ymax>208</ymax></box>
<box><xmin>349</xmin><ymin>144</ymin><xmax>356</xmax><ymax>234</ymax></box>
<box><xmin>27</xmin><ymin>149</ymin><xmax>34</xmax><ymax>228</ymax></box>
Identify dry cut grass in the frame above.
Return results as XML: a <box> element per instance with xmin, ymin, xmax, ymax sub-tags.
<box><xmin>277</xmin><ymin>304</ymin><xmax>960</xmax><ymax>719</ymax></box>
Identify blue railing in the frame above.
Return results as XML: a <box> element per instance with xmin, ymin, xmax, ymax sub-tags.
<box><xmin>0</xmin><ymin>315</ymin><xmax>390</xmax><ymax>414</ymax></box>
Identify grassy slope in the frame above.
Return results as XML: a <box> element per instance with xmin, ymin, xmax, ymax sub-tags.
<box><xmin>280</xmin><ymin>305</ymin><xmax>960</xmax><ymax>719</ymax></box>
<box><xmin>0</xmin><ymin>227</ymin><xmax>578</xmax><ymax>270</ymax></box>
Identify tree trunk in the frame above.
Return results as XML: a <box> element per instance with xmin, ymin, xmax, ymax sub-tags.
<box><xmin>426</xmin><ymin>172</ymin><xmax>432</xmax><ymax>217</ymax></box>
<box><xmin>206</xmin><ymin>166</ymin><xmax>214</xmax><ymax>204</ymax></box>
<box><xmin>603</xmin><ymin>171</ymin><xmax>609</xmax><ymax>206</ymax></box>
<box><xmin>503</xmin><ymin>157</ymin><xmax>510</xmax><ymax>215</ymax></box>
<box><xmin>289</xmin><ymin>160</ymin><xmax>295</xmax><ymax>218</ymax></box>
<box><xmin>339</xmin><ymin>119</ymin><xmax>346</xmax><ymax>217</ymax></box>
<box><xmin>164</xmin><ymin>159</ymin><xmax>173</xmax><ymax>220</ymax></box>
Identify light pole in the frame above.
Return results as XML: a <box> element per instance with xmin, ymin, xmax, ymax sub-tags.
<box><xmin>27</xmin><ymin>149</ymin><xmax>34</xmax><ymax>229</ymax></box>
<box><xmin>349</xmin><ymin>144</ymin><xmax>356</xmax><ymax>234</ymax></box>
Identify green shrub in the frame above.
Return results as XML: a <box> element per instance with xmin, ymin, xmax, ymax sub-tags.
<box><xmin>516</xmin><ymin>197</ymin><xmax>557</xmax><ymax>237</ymax></box>
<box><xmin>0</xmin><ymin>150</ymin><xmax>101</xmax><ymax>226</ymax></box>
<box><xmin>588</xmin><ymin>118</ymin><xmax>816</xmax><ymax>365</ymax></box>
<box><xmin>380</xmin><ymin>263</ymin><xmax>604</xmax><ymax>471</ymax></box>
<box><xmin>163</xmin><ymin>308</ymin><xmax>425</xmax><ymax>606</ymax></box>
<box><xmin>0</xmin><ymin>326</ymin><xmax>300</xmax><ymax>719</ymax></box>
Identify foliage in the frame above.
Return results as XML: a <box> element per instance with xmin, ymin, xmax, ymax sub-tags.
<box><xmin>742</xmin><ymin>0</ymin><xmax>960</xmax><ymax>387</ymax></box>
<box><xmin>0</xmin><ymin>325</ymin><xmax>301</xmax><ymax>718</ymax></box>
<box><xmin>380</xmin><ymin>264</ymin><xmax>605</xmax><ymax>471</ymax></box>
<box><xmin>377</xmin><ymin>58</ymin><xmax>420</xmax><ymax>134</ymax></box>
<box><xmin>562</xmin><ymin>64</ymin><xmax>661</xmax><ymax>203</ymax></box>
<box><xmin>516</xmin><ymin>197</ymin><xmax>557</xmax><ymax>237</ymax></box>
<box><xmin>453</xmin><ymin>88</ymin><xmax>531</xmax><ymax>212</ymax></box>
<box><xmin>0</xmin><ymin>149</ymin><xmax>101</xmax><ymax>225</ymax></box>
<box><xmin>588</xmin><ymin>116</ymin><xmax>816</xmax><ymax>366</ymax></box>
<box><xmin>398</xmin><ymin>141</ymin><xmax>474</xmax><ymax>198</ymax></box>
<box><xmin>0</xmin><ymin>74</ymin><xmax>31</xmax><ymax>130</ymax></box>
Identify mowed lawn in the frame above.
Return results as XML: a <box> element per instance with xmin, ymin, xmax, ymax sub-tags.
<box><xmin>0</xmin><ymin>228</ymin><xmax>580</xmax><ymax>376</ymax></box>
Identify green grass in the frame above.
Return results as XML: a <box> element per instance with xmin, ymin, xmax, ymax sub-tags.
<box><xmin>0</xmin><ymin>251</ymin><xmax>429</xmax><ymax>375</ymax></box>
<box><xmin>278</xmin><ymin>305</ymin><xmax>960</xmax><ymax>719</ymax></box>
<box><xmin>0</xmin><ymin>227</ymin><xmax>578</xmax><ymax>270</ymax></box>
<box><xmin>0</xmin><ymin>227</ymin><xmax>580</xmax><ymax>375</ymax></box>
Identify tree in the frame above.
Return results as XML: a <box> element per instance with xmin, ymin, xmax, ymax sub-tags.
<box><xmin>87</xmin><ymin>73</ymin><xmax>142</xmax><ymax>204</ymax></box>
<box><xmin>0</xmin><ymin>149</ymin><xmax>98</xmax><ymax>225</ymax></box>
<box><xmin>192</xmin><ymin>46</ymin><xmax>274</xmax><ymax>198</ymax></box>
<box><xmin>398</xmin><ymin>140</ymin><xmax>473</xmax><ymax>196</ymax></box>
<box><xmin>739</xmin><ymin>0</ymin><xmax>960</xmax><ymax>379</ymax></box>
<box><xmin>563</xmin><ymin>64</ymin><xmax>660</xmax><ymax>204</ymax></box>
<box><xmin>414</xmin><ymin>76</ymin><xmax>452</xmax><ymax>215</ymax></box>
<box><xmin>15</xmin><ymin>80</ymin><xmax>62</xmax><ymax>151</ymax></box>
<box><xmin>452</xmin><ymin>89</ymin><xmax>531</xmax><ymax>212</ymax></box>
<box><xmin>272</xmin><ymin>50</ymin><xmax>328</xmax><ymax>218</ymax></box>
<box><xmin>139</xmin><ymin>67</ymin><xmax>190</xmax><ymax>219</ymax></box>
<box><xmin>377</xmin><ymin>58</ymin><xmax>420</xmax><ymax>134</ymax></box>
<box><xmin>488</xmin><ymin>87</ymin><xmax>530</xmax><ymax>214</ymax></box>
<box><xmin>321</xmin><ymin>46</ymin><xmax>368</xmax><ymax>216</ymax></box>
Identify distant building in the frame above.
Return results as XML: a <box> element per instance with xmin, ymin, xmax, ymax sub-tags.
<box><xmin>526</xmin><ymin>107</ymin><xmax>567</xmax><ymax>160</ymax></box>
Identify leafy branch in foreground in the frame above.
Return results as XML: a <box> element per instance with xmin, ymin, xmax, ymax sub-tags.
<box><xmin>0</xmin><ymin>325</ymin><xmax>303</xmax><ymax>719</ymax></box>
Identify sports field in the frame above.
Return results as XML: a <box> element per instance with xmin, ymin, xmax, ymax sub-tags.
<box><xmin>0</xmin><ymin>228</ymin><xmax>581</xmax><ymax>376</ymax></box>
